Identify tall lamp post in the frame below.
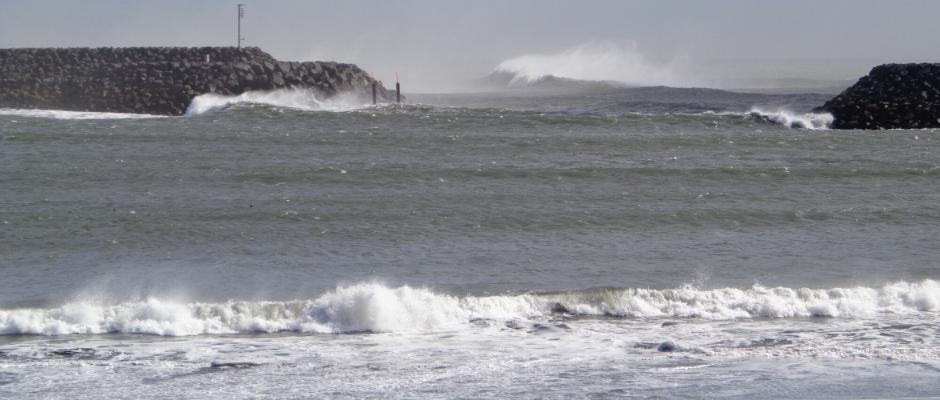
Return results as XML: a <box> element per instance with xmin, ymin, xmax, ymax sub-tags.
<box><xmin>237</xmin><ymin>4</ymin><xmax>245</xmax><ymax>48</ymax></box>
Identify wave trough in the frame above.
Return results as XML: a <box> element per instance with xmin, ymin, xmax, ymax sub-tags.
<box><xmin>1</xmin><ymin>280</ymin><xmax>937</xmax><ymax>336</ymax></box>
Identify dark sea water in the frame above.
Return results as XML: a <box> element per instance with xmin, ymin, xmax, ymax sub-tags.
<box><xmin>1</xmin><ymin>86</ymin><xmax>939</xmax><ymax>399</ymax></box>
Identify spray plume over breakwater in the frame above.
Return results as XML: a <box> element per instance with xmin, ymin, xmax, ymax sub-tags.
<box><xmin>486</xmin><ymin>43</ymin><xmax>940</xmax><ymax>130</ymax></box>
<box><xmin>0</xmin><ymin>47</ymin><xmax>396</xmax><ymax>115</ymax></box>
<box><xmin>492</xmin><ymin>41</ymin><xmax>691</xmax><ymax>88</ymax></box>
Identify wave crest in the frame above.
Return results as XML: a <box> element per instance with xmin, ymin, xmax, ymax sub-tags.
<box><xmin>747</xmin><ymin>108</ymin><xmax>834</xmax><ymax>129</ymax></box>
<box><xmin>493</xmin><ymin>41</ymin><xmax>692</xmax><ymax>87</ymax></box>
<box><xmin>1</xmin><ymin>280</ymin><xmax>937</xmax><ymax>336</ymax></box>
<box><xmin>185</xmin><ymin>89</ymin><xmax>371</xmax><ymax>115</ymax></box>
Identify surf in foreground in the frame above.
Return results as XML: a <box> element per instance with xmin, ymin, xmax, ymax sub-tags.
<box><xmin>2</xmin><ymin>280</ymin><xmax>936</xmax><ymax>336</ymax></box>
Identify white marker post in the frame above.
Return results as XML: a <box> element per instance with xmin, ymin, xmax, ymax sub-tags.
<box><xmin>237</xmin><ymin>4</ymin><xmax>245</xmax><ymax>48</ymax></box>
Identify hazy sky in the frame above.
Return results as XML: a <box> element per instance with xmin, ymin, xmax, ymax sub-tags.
<box><xmin>3</xmin><ymin>0</ymin><xmax>939</xmax><ymax>91</ymax></box>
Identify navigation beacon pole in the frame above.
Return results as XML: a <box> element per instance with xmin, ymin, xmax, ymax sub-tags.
<box><xmin>395</xmin><ymin>72</ymin><xmax>401</xmax><ymax>104</ymax></box>
<box><xmin>237</xmin><ymin>4</ymin><xmax>245</xmax><ymax>48</ymax></box>
<box><xmin>371</xmin><ymin>74</ymin><xmax>377</xmax><ymax>105</ymax></box>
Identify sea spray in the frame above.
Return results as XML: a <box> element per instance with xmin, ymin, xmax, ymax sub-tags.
<box><xmin>301</xmin><ymin>283</ymin><xmax>470</xmax><ymax>333</ymax></box>
<box><xmin>493</xmin><ymin>41</ymin><xmax>693</xmax><ymax>87</ymax></box>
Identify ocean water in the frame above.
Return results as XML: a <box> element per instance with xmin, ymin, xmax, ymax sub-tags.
<box><xmin>1</xmin><ymin>86</ymin><xmax>939</xmax><ymax>399</ymax></box>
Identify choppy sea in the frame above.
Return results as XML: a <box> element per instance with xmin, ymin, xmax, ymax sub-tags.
<box><xmin>1</xmin><ymin>85</ymin><xmax>939</xmax><ymax>399</ymax></box>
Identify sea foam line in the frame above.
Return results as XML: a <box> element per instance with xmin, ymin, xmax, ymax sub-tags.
<box><xmin>0</xmin><ymin>108</ymin><xmax>164</xmax><ymax>120</ymax></box>
<box><xmin>1</xmin><ymin>280</ymin><xmax>937</xmax><ymax>336</ymax></box>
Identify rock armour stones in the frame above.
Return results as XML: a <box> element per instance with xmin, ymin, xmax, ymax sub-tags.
<box><xmin>0</xmin><ymin>47</ymin><xmax>394</xmax><ymax>115</ymax></box>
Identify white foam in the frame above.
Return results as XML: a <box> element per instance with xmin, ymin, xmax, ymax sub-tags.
<box><xmin>0</xmin><ymin>108</ymin><xmax>164</xmax><ymax>120</ymax></box>
<box><xmin>1</xmin><ymin>280</ymin><xmax>937</xmax><ymax>336</ymax></box>
<box><xmin>493</xmin><ymin>40</ymin><xmax>693</xmax><ymax>87</ymax></box>
<box><xmin>300</xmin><ymin>283</ymin><xmax>470</xmax><ymax>333</ymax></box>
<box><xmin>748</xmin><ymin>108</ymin><xmax>834</xmax><ymax>130</ymax></box>
<box><xmin>544</xmin><ymin>280</ymin><xmax>940</xmax><ymax>318</ymax></box>
<box><xmin>185</xmin><ymin>88</ymin><xmax>371</xmax><ymax>115</ymax></box>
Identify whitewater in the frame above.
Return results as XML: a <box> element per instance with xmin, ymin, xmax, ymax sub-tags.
<box><xmin>2</xmin><ymin>280</ymin><xmax>938</xmax><ymax>336</ymax></box>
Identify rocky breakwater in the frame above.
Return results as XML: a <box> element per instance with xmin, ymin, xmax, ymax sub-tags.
<box><xmin>0</xmin><ymin>47</ymin><xmax>395</xmax><ymax>115</ymax></box>
<box><xmin>816</xmin><ymin>63</ymin><xmax>940</xmax><ymax>129</ymax></box>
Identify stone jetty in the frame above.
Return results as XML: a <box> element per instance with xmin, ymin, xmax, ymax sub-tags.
<box><xmin>816</xmin><ymin>63</ymin><xmax>940</xmax><ymax>129</ymax></box>
<box><xmin>0</xmin><ymin>47</ymin><xmax>395</xmax><ymax>115</ymax></box>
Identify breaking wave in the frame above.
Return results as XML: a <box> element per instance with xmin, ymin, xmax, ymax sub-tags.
<box><xmin>493</xmin><ymin>41</ymin><xmax>694</xmax><ymax>87</ymax></box>
<box><xmin>746</xmin><ymin>108</ymin><xmax>834</xmax><ymax>129</ymax></box>
<box><xmin>185</xmin><ymin>88</ymin><xmax>372</xmax><ymax>115</ymax></box>
<box><xmin>1</xmin><ymin>280</ymin><xmax>938</xmax><ymax>336</ymax></box>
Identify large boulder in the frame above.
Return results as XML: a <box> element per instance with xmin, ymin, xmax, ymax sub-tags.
<box><xmin>816</xmin><ymin>63</ymin><xmax>940</xmax><ymax>129</ymax></box>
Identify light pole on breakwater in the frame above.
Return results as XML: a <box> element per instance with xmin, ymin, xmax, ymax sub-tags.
<box><xmin>237</xmin><ymin>4</ymin><xmax>245</xmax><ymax>48</ymax></box>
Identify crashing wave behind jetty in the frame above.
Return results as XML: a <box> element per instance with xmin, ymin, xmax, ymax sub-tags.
<box><xmin>493</xmin><ymin>41</ymin><xmax>691</xmax><ymax>87</ymax></box>
<box><xmin>1</xmin><ymin>280</ymin><xmax>937</xmax><ymax>336</ymax></box>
